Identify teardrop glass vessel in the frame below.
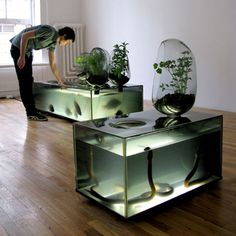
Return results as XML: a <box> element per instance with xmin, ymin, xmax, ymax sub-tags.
<box><xmin>109</xmin><ymin>42</ymin><xmax>130</xmax><ymax>88</ymax></box>
<box><xmin>152</xmin><ymin>39</ymin><xmax>197</xmax><ymax>117</ymax></box>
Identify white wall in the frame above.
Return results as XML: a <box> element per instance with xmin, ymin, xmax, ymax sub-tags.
<box><xmin>42</xmin><ymin>0</ymin><xmax>82</xmax><ymax>25</ymax></box>
<box><xmin>80</xmin><ymin>0</ymin><xmax>236</xmax><ymax>112</ymax></box>
<box><xmin>1</xmin><ymin>0</ymin><xmax>235</xmax><ymax>112</ymax></box>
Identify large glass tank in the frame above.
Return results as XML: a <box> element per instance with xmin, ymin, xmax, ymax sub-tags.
<box><xmin>73</xmin><ymin>110</ymin><xmax>222</xmax><ymax>218</ymax></box>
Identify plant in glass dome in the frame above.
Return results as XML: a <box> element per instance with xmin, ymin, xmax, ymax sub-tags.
<box><xmin>152</xmin><ymin>39</ymin><xmax>197</xmax><ymax>117</ymax></box>
<box><xmin>75</xmin><ymin>47</ymin><xmax>109</xmax><ymax>88</ymax></box>
<box><xmin>109</xmin><ymin>42</ymin><xmax>130</xmax><ymax>90</ymax></box>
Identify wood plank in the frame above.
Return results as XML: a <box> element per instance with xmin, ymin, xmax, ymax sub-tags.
<box><xmin>0</xmin><ymin>98</ymin><xmax>236</xmax><ymax>235</ymax></box>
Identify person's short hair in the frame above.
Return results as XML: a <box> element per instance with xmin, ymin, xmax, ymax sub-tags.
<box><xmin>58</xmin><ymin>27</ymin><xmax>75</xmax><ymax>42</ymax></box>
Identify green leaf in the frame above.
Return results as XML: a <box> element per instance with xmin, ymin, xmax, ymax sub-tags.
<box><xmin>153</xmin><ymin>63</ymin><xmax>158</xmax><ymax>69</ymax></box>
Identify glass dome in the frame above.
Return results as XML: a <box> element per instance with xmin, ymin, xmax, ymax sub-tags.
<box><xmin>152</xmin><ymin>39</ymin><xmax>197</xmax><ymax>117</ymax></box>
<box><xmin>86</xmin><ymin>47</ymin><xmax>109</xmax><ymax>87</ymax></box>
<box><xmin>76</xmin><ymin>48</ymin><xmax>109</xmax><ymax>88</ymax></box>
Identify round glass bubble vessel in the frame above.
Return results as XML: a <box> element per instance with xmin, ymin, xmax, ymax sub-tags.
<box><xmin>152</xmin><ymin>39</ymin><xmax>197</xmax><ymax>117</ymax></box>
<box><xmin>86</xmin><ymin>47</ymin><xmax>109</xmax><ymax>87</ymax></box>
<box><xmin>76</xmin><ymin>48</ymin><xmax>110</xmax><ymax>88</ymax></box>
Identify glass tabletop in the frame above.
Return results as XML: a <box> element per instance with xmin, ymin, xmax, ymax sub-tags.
<box><xmin>75</xmin><ymin>109</ymin><xmax>222</xmax><ymax>138</ymax></box>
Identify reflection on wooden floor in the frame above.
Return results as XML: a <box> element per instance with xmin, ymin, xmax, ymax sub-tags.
<box><xmin>0</xmin><ymin>98</ymin><xmax>236</xmax><ymax>236</ymax></box>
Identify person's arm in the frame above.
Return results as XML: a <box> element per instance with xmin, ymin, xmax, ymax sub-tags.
<box><xmin>48</xmin><ymin>50</ymin><xmax>65</xmax><ymax>86</ymax></box>
<box><xmin>17</xmin><ymin>31</ymin><xmax>35</xmax><ymax>69</ymax></box>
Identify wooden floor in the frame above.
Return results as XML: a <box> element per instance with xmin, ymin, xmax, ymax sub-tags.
<box><xmin>0</xmin><ymin>98</ymin><xmax>236</xmax><ymax>236</ymax></box>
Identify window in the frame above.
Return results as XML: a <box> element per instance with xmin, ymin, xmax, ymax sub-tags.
<box><xmin>0</xmin><ymin>0</ymin><xmax>41</xmax><ymax>65</ymax></box>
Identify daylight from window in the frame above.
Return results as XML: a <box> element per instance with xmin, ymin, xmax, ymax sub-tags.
<box><xmin>0</xmin><ymin>0</ymin><xmax>41</xmax><ymax>65</ymax></box>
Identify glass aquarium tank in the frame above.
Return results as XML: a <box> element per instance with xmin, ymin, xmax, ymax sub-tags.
<box><xmin>152</xmin><ymin>39</ymin><xmax>197</xmax><ymax>117</ymax></box>
<box><xmin>73</xmin><ymin>109</ymin><xmax>222</xmax><ymax>218</ymax></box>
<box><xmin>33</xmin><ymin>82</ymin><xmax>143</xmax><ymax>121</ymax></box>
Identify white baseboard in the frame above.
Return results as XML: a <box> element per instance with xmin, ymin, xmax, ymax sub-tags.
<box><xmin>0</xmin><ymin>89</ymin><xmax>20</xmax><ymax>98</ymax></box>
<box><xmin>0</xmin><ymin>65</ymin><xmax>51</xmax><ymax>98</ymax></box>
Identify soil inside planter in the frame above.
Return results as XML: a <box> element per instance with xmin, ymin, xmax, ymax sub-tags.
<box><xmin>109</xmin><ymin>73</ymin><xmax>129</xmax><ymax>86</ymax></box>
<box><xmin>86</xmin><ymin>73</ymin><xmax>108</xmax><ymax>87</ymax></box>
<box><xmin>153</xmin><ymin>93</ymin><xmax>195</xmax><ymax>116</ymax></box>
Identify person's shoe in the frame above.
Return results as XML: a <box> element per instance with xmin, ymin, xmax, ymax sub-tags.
<box><xmin>27</xmin><ymin>112</ymin><xmax>48</xmax><ymax>121</ymax></box>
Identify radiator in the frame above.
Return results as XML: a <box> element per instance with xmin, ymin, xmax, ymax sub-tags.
<box><xmin>54</xmin><ymin>23</ymin><xmax>84</xmax><ymax>80</ymax></box>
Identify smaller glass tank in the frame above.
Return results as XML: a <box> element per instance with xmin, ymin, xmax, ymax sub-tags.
<box><xmin>152</xmin><ymin>39</ymin><xmax>197</xmax><ymax>117</ymax></box>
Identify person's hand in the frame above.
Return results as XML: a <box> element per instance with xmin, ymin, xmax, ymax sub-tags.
<box><xmin>17</xmin><ymin>56</ymin><xmax>25</xmax><ymax>69</ymax></box>
<box><xmin>58</xmin><ymin>80</ymin><xmax>66</xmax><ymax>88</ymax></box>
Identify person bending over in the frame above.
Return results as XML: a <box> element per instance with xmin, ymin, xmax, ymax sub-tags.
<box><xmin>10</xmin><ymin>24</ymin><xmax>75</xmax><ymax>121</ymax></box>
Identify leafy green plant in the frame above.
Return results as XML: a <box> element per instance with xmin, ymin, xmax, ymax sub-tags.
<box><xmin>75</xmin><ymin>48</ymin><xmax>109</xmax><ymax>87</ymax></box>
<box><xmin>76</xmin><ymin>49</ymin><xmax>108</xmax><ymax>76</ymax></box>
<box><xmin>110</xmin><ymin>42</ymin><xmax>129</xmax><ymax>80</ymax></box>
<box><xmin>75</xmin><ymin>53</ymin><xmax>90</xmax><ymax>78</ymax></box>
<box><xmin>88</xmin><ymin>48</ymin><xmax>108</xmax><ymax>76</ymax></box>
<box><xmin>153</xmin><ymin>51</ymin><xmax>193</xmax><ymax>94</ymax></box>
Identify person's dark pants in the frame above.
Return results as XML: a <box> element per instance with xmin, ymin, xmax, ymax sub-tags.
<box><xmin>10</xmin><ymin>45</ymin><xmax>36</xmax><ymax>116</ymax></box>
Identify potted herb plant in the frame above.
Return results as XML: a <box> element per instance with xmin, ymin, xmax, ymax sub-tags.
<box><xmin>152</xmin><ymin>39</ymin><xmax>197</xmax><ymax>117</ymax></box>
<box><xmin>109</xmin><ymin>42</ymin><xmax>130</xmax><ymax>90</ymax></box>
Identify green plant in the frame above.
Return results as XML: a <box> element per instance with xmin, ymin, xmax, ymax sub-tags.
<box><xmin>75</xmin><ymin>54</ymin><xmax>88</xmax><ymax>64</ymax></box>
<box><xmin>75</xmin><ymin>48</ymin><xmax>109</xmax><ymax>87</ymax></box>
<box><xmin>76</xmin><ymin>49</ymin><xmax>107</xmax><ymax>76</ymax></box>
<box><xmin>88</xmin><ymin>48</ymin><xmax>108</xmax><ymax>76</ymax></box>
<box><xmin>75</xmin><ymin>53</ymin><xmax>90</xmax><ymax>77</ymax></box>
<box><xmin>153</xmin><ymin>51</ymin><xmax>193</xmax><ymax>94</ymax></box>
<box><xmin>110</xmin><ymin>42</ymin><xmax>129</xmax><ymax>79</ymax></box>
